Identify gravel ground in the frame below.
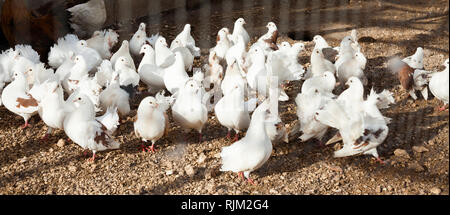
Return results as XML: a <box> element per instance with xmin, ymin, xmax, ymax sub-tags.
<box><xmin>0</xmin><ymin>0</ymin><xmax>448</xmax><ymax>195</ymax></box>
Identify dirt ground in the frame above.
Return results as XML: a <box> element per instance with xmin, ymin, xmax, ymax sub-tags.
<box><xmin>0</xmin><ymin>0</ymin><xmax>449</xmax><ymax>195</ymax></box>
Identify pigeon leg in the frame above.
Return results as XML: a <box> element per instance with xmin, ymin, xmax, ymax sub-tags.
<box><xmin>226</xmin><ymin>130</ymin><xmax>231</xmax><ymax>140</ymax></box>
<box><xmin>21</xmin><ymin>120</ymin><xmax>32</xmax><ymax>129</ymax></box>
<box><xmin>139</xmin><ymin>144</ymin><xmax>147</xmax><ymax>152</ymax></box>
<box><xmin>198</xmin><ymin>133</ymin><xmax>203</xmax><ymax>143</ymax></box>
<box><xmin>232</xmin><ymin>133</ymin><xmax>239</xmax><ymax>142</ymax></box>
<box><xmin>41</xmin><ymin>134</ymin><xmax>49</xmax><ymax>142</ymax></box>
<box><xmin>88</xmin><ymin>152</ymin><xmax>96</xmax><ymax>162</ymax></box>
<box><xmin>247</xmin><ymin>178</ymin><xmax>257</xmax><ymax>185</ymax></box>
<box><xmin>439</xmin><ymin>104</ymin><xmax>448</xmax><ymax>112</ymax></box>
<box><xmin>146</xmin><ymin>142</ymin><xmax>158</xmax><ymax>152</ymax></box>
<box><xmin>375</xmin><ymin>157</ymin><xmax>385</xmax><ymax>165</ymax></box>
<box><xmin>238</xmin><ymin>172</ymin><xmax>245</xmax><ymax>181</ymax></box>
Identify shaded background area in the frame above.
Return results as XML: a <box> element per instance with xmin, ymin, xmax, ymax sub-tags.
<box><xmin>0</xmin><ymin>0</ymin><xmax>448</xmax><ymax>195</ymax></box>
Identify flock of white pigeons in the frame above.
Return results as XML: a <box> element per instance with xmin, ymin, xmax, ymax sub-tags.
<box><xmin>0</xmin><ymin>15</ymin><xmax>448</xmax><ymax>183</ymax></box>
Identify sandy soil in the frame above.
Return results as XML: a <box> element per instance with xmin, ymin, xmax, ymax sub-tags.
<box><xmin>0</xmin><ymin>0</ymin><xmax>448</xmax><ymax>195</ymax></box>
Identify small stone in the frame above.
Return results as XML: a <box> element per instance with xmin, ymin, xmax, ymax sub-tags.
<box><xmin>269</xmin><ymin>189</ymin><xmax>278</xmax><ymax>194</ymax></box>
<box><xmin>68</xmin><ymin>166</ymin><xmax>77</xmax><ymax>172</ymax></box>
<box><xmin>185</xmin><ymin>165</ymin><xmax>196</xmax><ymax>177</ymax></box>
<box><xmin>205</xmin><ymin>168</ymin><xmax>219</xmax><ymax>179</ymax></box>
<box><xmin>197</xmin><ymin>153</ymin><xmax>207</xmax><ymax>164</ymax></box>
<box><xmin>19</xmin><ymin>157</ymin><xmax>27</xmax><ymax>163</ymax></box>
<box><xmin>430</xmin><ymin>187</ymin><xmax>441</xmax><ymax>195</ymax></box>
<box><xmin>165</xmin><ymin>170</ymin><xmax>174</xmax><ymax>175</ymax></box>
<box><xmin>408</xmin><ymin>162</ymin><xmax>425</xmax><ymax>172</ymax></box>
<box><xmin>412</xmin><ymin>145</ymin><xmax>429</xmax><ymax>153</ymax></box>
<box><xmin>394</xmin><ymin>149</ymin><xmax>410</xmax><ymax>159</ymax></box>
<box><xmin>376</xmin><ymin>186</ymin><xmax>382</xmax><ymax>193</ymax></box>
<box><xmin>57</xmin><ymin>139</ymin><xmax>65</xmax><ymax>147</ymax></box>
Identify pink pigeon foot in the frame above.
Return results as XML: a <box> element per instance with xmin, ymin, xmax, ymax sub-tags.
<box><xmin>146</xmin><ymin>144</ymin><xmax>158</xmax><ymax>153</ymax></box>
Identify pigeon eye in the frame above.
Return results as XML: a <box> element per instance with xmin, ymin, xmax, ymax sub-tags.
<box><xmin>137</xmin><ymin>36</ymin><xmax>140</xmax><ymax>38</ymax></box>
<box><xmin>78</xmin><ymin>97</ymin><xmax>81</xmax><ymax>100</ymax></box>
<box><xmin>316</xmin><ymin>50</ymin><xmax>319</xmax><ymax>54</ymax></box>
<box><xmin>190</xmin><ymin>84</ymin><xmax>194</xmax><ymax>87</ymax></box>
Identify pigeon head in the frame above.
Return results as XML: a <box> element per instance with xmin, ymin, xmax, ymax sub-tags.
<box><xmin>139</xmin><ymin>23</ymin><xmax>146</xmax><ymax>31</ymax></box>
<box><xmin>78</xmin><ymin>40</ymin><xmax>88</xmax><ymax>47</ymax></box>
<box><xmin>92</xmin><ymin>31</ymin><xmax>102</xmax><ymax>37</ymax></box>
<box><xmin>345</xmin><ymin>76</ymin><xmax>363</xmax><ymax>89</ymax></box>
<box><xmin>184</xmin><ymin>24</ymin><xmax>192</xmax><ymax>32</ymax></box>
<box><xmin>354</xmin><ymin>52</ymin><xmax>367</xmax><ymax>68</ymax></box>
<box><xmin>142</xmin><ymin>96</ymin><xmax>159</xmax><ymax>110</ymax></box>
<box><xmin>236</xmin><ymin>18</ymin><xmax>246</xmax><ymax>26</ymax></box>
<box><xmin>340</xmin><ymin>36</ymin><xmax>353</xmax><ymax>46</ymax></box>
<box><xmin>157</xmin><ymin>37</ymin><xmax>168</xmax><ymax>47</ymax></box>
<box><xmin>184</xmin><ymin>79</ymin><xmax>202</xmax><ymax>94</ymax></box>
<box><xmin>172</xmin><ymin>39</ymin><xmax>183</xmax><ymax>49</ymax></box>
<box><xmin>140</xmin><ymin>44</ymin><xmax>154</xmax><ymax>55</ymax></box>
<box><xmin>291</xmin><ymin>42</ymin><xmax>305</xmax><ymax>53</ymax></box>
<box><xmin>116</xmin><ymin>57</ymin><xmax>131</xmax><ymax>68</ymax></box>
<box><xmin>266</xmin><ymin>22</ymin><xmax>277</xmax><ymax>31</ymax></box>
<box><xmin>74</xmin><ymin>55</ymin><xmax>86</xmax><ymax>65</ymax></box>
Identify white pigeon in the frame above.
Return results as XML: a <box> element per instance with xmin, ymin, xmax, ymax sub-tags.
<box><xmin>67</xmin><ymin>0</ymin><xmax>107</xmax><ymax>38</ymax></box>
<box><xmin>335</xmin><ymin>36</ymin><xmax>356</xmax><ymax>71</ymax></box>
<box><xmin>95</xmin><ymin>106</ymin><xmax>120</xmax><ymax>135</ymax></box>
<box><xmin>403</xmin><ymin>47</ymin><xmax>424</xmax><ymax>69</ymax></box>
<box><xmin>315</xmin><ymin>97</ymin><xmax>388</xmax><ymax>162</ymax></box>
<box><xmin>301</xmin><ymin>71</ymin><xmax>336</xmax><ymax>95</ymax></box>
<box><xmin>229</xmin><ymin>18</ymin><xmax>250</xmax><ymax>46</ymax></box>
<box><xmin>14</xmin><ymin>44</ymin><xmax>41</xmax><ymax>64</ymax></box>
<box><xmin>215</xmin><ymin>83</ymin><xmax>251</xmax><ymax>141</ymax></box>
<box><xmin>110</xmin><ymin>40</ymin><xmax>136</xmax><ymax>70</ymax></box>
<box><xmin>296</xmin><ymin>87</ymin><xmax>333</xmax><ymax>143</ymax></box>
<box><xmin>155</xmin><ymin>36</ymin><xmax>175</xmax><ymax>68</ymax></box>
<box><xmin>337</xmin><ymin>77</ymin><xmax>365</xmax><ymax>115</ymax></box>
<box><xmin>225</xmin><ymin>34</ymin><xmax>247</xmax><ymax>72</ymax></box>
<box><xmin>203</xmin><ymin>51</ymin><xmax>224</xmax><ymax>92</ymax></box>
<box><xmin>138</xmin><ymin>45</ymin><xmax>166</xmax><ymax>93</ymax></box>
<box><xmin>1</xmin><ymin>70</ymin><xmax>39</xmax><ymax>128</ymax></box>
<box><xmin>48</xmin><ymin>34</ymin><xmax>82</xmax><ymax>69</ymax></box>
<box><xmin>26</xmin><ymin>63</ymin><xmax>55</xmax><ymax>87</ymax></box>
<box><xmin>71</xmin><ymin>75</ymin><xmax>102</xmax><ymax>112</ymax></box>
<box><xmin>211</xmin><ymin>28</ymin><xmax>232</xmax><ymax>62</ymax></box>
<box><xmin>246</xmin><ymin>46</ymin><xmax>267</xmax><ymax>93</ymax></box>
<box><xmin>115</xmin><ymin>57</ymin><xmax>140</xmax><ymax>88</ymax></box>
<box><xmin>388</xmin><ymin>56</ymin><xmax>430</xmax><ymax>100</ymax></box>
<box><xmin>220</xmin><ymin>100</ymin><xmax>274</xmax><ymax>184</ymax></box>
<box><xmin>163</xmin><ymin>51</ymin><xmax>189</xmax><ymax>94</ymax></box>
<box><xmin>29</xmin><ymin>80</ymin><xmax>68</xmax><ymax>140</ymax></box>
<box><xmin>134</xmin><ymin>92</ymin><xmax>173</xmax><ymax>152</ymax></box>
<box><xmin>95</xmin><ymin>60</ymin><xmax>114</xmax><ymax>88</ymax></box>
<box><xmin>172</xmin><ymin>78</ymin><xmax>208</xmax><ymax>142</ymax></box>
<box><xmin>55</xmin><ymin>51</ymin><xmax>75</xmax><ymax>84</ymax></box>
<box><xmin>429</xmin><ymin>58</ymin><xmax>449</xmax><ymax>111</ymax></box>
<box><xmin>313</xmin><ymin>35</ymin><xmax>331</xmax><ymax>50</ymax></box>
<box><xmin>99</xmin><ymin>71</ymin><xmax>131</xmax><ymax>118</ymax></box>
<box><xmin>278</xmin><ymin>42</ymin><xmax>291</xmax><ymax>53</ymax></box>
<box><xmin>221</xmin><ymin>59</ymin><xmax>246</xmax><ymax>96</ymax></box>
<box><xmin>337</xmin><ymin>51</ymin><xmax>368</xmax><ymax>85</ymax></box>
<box><xmin>87</xmin><ymin>29</ymin><xmax>120</xmax><ymax>59</ymax></box>
<box><xmin>63</xmin><ymin>93</ymin><xmax>120</xmax><ymax>162</ymax></box>
<box><xmin>67</xmin><ymin>55</ymin><xmax>89</xmax><ymax>86</ymax></box>
<box><xmin>253</xmin><ymin>22</ymin><xmax>279</xmax><ymax>53</ymax></box>
<box><xmin>130</xmin><ymin>23</ymin><xmax>148</xmax><ymax>57</ymax></box>
<box><xmin>0</xmin><ymin>48</ymin><xmax>19</xmax><ymax>82</ymax></box>
<box><xmin>310</xmin><ymin>48</ymin><xmax>336</xmax><ymax>77</ymax></box>
<box><xmin>170</xmin><ymin>38</ymin><xmax>194</xmax><ymax>71</ymax></box>
<box><xmin>171</xmin><ymin>24</ymin><xmax>201</xmax><ymax>57</ymax></box>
